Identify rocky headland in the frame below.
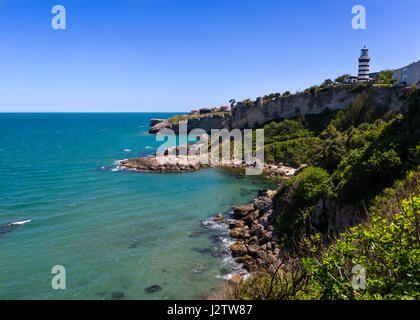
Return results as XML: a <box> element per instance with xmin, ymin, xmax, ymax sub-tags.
<box><xmin>117</xmin><ymin>145</ymin><xmax>301</xmax><ymax>176</ymax></box>
<box><xmin>148</xmin><ymin>86</ymin><xmax>405</xmax><ymax>135</ymax></box>
<box><xmin>231</xmin><ymin>85</ymin><xmax>405</xmax><ymax>129</ymax></box>
<box><xmin>149</xmin><ymin>112</ymin><xmax>231</xmax><ymax>134</ymax></box>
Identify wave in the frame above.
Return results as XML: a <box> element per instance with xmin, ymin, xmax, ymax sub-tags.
<box><xmin>5</xmin><ymin>219</ymin><xmax>31</xmax><ymax>226</ymax></box>
<box><xmin>201</xmin><ymin>216</ymin><xmax>248</xmax><ymax>280</ymax></box>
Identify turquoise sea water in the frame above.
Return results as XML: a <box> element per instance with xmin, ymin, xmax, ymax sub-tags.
<box><xmin>0</xmin><ymin>113</ymin><xmax>273</xmax><ymax>300</ymax></box>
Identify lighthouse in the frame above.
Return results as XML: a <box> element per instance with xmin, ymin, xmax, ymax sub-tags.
<box><xmin>358</xmin><ymin>46</ymin><xmax>370</xmax><ymax>82</ymax></box>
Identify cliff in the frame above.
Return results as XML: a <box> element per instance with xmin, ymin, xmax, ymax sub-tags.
<box><xmin>149</xmin><ymin>112</ymin><xmax>231</xmax><ymax>134</ymax></box>
<box><xmin>149</xmin><ymin>86</ymin><xmax>406</xmax><ymax>134</ymax></box>
<box><xmin>231</xmin><ymin>85</ymin><xmax>405</xmax><ymax>129</ymax></box>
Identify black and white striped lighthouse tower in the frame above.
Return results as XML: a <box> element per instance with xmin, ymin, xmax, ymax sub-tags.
<box><xmin>358</xmin><ymin>46</ymin><xmax>370</xmax><ymax>82</ymax></box>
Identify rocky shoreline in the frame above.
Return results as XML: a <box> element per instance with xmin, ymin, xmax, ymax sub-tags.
<box><xmin>116</xmin><ymin>142</ymin><xmax>302</xmax><ymax>176</ymax></box>
<box><xmin>116</xmin><ymin>145</ymin><xmax>304</xmax><ymax>286</ymax></box>
<box><xmin>226</xmin><ymin>189</ymin><xmax>283</xmax><ymax>276</ymax></box>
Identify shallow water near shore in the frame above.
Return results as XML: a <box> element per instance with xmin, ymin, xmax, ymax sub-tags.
<box><xmin>0</xmin><ymin>113</ymin><xmax>274</xmax><ymax>299</ymax></box>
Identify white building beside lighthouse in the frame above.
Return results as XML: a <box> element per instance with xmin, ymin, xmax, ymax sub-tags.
<box><xmin>358</xmin><ymin>46</ymin><xmax>371</xmax><ymax>82</ymax></box>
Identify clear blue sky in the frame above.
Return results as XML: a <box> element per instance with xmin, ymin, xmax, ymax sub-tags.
<box><xmin>0</xmin><ymin>0</ymin><xmax>419</xmax><ymax>112</ymax></box>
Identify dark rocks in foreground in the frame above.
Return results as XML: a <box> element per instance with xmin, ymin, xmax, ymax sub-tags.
<box><xmin>227</xmin><ymin>189</ymin><xmax>284</xmax><ymax>275</ymax></box>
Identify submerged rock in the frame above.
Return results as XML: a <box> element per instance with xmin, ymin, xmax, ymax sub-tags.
<box><xmin>193</xmin><ymin>247</ymin><xmax>213</xmax><ymax>255</ymax></box>
<box><xmin>145</xmin><ymin>285</ymin><xmax>162</xmax><ymax>293</ymax></box>
<box><xmin>191</xmin><ymin>265</ymin><xmax>206</xmax><ymax>274</ymax></box>
<box><xmin>129</xmin><ymin>240</ymin><xmax>142</xmax><ymax>249</ymax></box>
<box><xmin>111</xmin><ymin>291</ymin><xmax>125</xmax><ymax>299</ymax></box>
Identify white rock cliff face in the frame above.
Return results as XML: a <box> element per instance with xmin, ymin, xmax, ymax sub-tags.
<box><xmin>149</xmin><ymin>86</ymin><xmax>405</xmax><ymax>134</ymax></box>
<box><xmin>231</xmin><ymin>86</ymin><xmax>405</xmax><ymax>129</ymax></box>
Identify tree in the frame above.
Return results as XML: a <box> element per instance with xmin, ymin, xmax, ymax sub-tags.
<box><xmin>283</xmin><ymin>91</ymin><xmax>291</xmax><ymax>96</ymax></box>
<box><xmin>322</xmin><ymin>79</ymin><xmax>333</xmax><ymax>87</ymax></box>
<box><xmin>334</xmin><ymin>74</ymin><xmax>350</xmax><ymax>84</ymax></box>
<box><xmin>374</xmin><ymin>70</ymin><xmax>395</xmax><ymax>84</ymax></box>
<box><xmin>229</xmin><ymin>99</ymin><xmax>236</xmax><ymax>108</ymax></box>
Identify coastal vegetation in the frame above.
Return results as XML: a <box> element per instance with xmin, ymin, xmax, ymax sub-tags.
<box><xmin>167</xmin><ymin>111</ymin><xmax>231</xmax><ymax>124</ymax></box>
<box><xmin>234</xmin><ymin>88</ymin><xmax>420</xmax><ymax>300</ymax></box>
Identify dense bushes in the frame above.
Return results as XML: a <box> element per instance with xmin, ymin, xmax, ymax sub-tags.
<box><xmin>235</xmin><ymin>170</ymin><xmax>420</xmax><ymax>300</ymax></box>
<box><xmin>302</xmin><ymin>192</ymin><xmax>419</xmax><ymax>300</ymax></box>
<box><xmin>264</xmin><ymin>119</ymin><xmax>320</xmax><ymax>167</ymax></box>
<box><xmin>236</xmin><ymin>89</ymin><xmax>420</xmax><ymax>300</ymax></box>
<box><xmin>289</xmin><ymin>167</ymin><xmax>332</xmax><ymax>206</ymax></box>
<box><xmin>274</xmin><ymin>167</ymin><xmax>331</xmax><ymax>245</ymax></box>
<box><xmin>264</xmin><ymin>89</ymin><xmax>420</xmax><ymax>207</ymax></box>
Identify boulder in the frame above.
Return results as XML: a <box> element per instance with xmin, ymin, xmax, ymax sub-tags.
<box><xmin>253</xmin><ymin>197</ymin><xmax>272</xmax><ymax>212</ymax></box>
<box><xmin>214</xmin><ymin>213</ymin><xmax>223</xmax><ymax>221</ymax></box>
<box><xmin>229</xmin><ymin>220</ymin><xmax>244</xmax><ymax>229</ymax></box>
<box><xmin>259</xmin><ymin>231</ymin><xmax>273</xmax><ymax>245</ymax></box>
<box><xmin>241</xmin><ymin>230</ymin><xmax>251</xmax><ymax>239</ymax></box>
<box><xmin>256</xmin><ymin>250</ymin><xmax>267</xmax><ymax>261</ymax></box>
<box><xmin>250</xmin><ymin>224</ymin><xmax>265</xmax><ymax>238</ymax></box>
<box><xmin>232</xmin><ymin>204</ymin><xmax>254</xmax><ymax>219</ymax></box>
<box><xmin>243</xmin><ymin>210</ymin><xmax>259</xmax><ymax>227</ymax></box>
<box><xmin>246</xmin><ymin>244</ymin><xmax>260</xmax><ymax>257</ymax></box>
<box><xmin>230</xmin><ymin>242</ymin><xmax>247</xmax><ymax>257</ymax></box>
<box><xmin>230</xmin><ymin>228</ymin><xmax>241</xmax><ymax>238</ymax></box>
<box><xmin>247</xmin><ymin>236</ymin><xmax>259</xmax><ymax>245</ymax></box>
<box><xmin>236</xmin><ymin>254</ymin><xmax>252</xmax><ymax>263</ymax></box>
<box><xmin>257</xmin><ymin>214</ymin><xmax>270</xmax><ymax>229</ymax></box>
<box><xmin>228</xmin><ymin>274</ymin><xmax>243</xmax><ymax>287</ymax></box>
<box><xmin>265</xmin><ymin>252</ymin><xmax>277</xmax><ymax>265</ymax></box>
<box><xmin>243</xmin><ymin>260</ymin><xmax>258</xmax><ymax>272</ymax></box>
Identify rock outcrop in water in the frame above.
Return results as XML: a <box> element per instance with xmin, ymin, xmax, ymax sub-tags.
<box><xmin>0</xmin><ymin>220</ymin><xmax>31</xmax><ymax>235</ymax></box>
<box><xmin>118</xmin><ymin>155</ymin><xmax>208</xmax><ymax>172</ymax></box>
<box><xmin>149</xmin><ymin>118</ymin><xmax>166</xmax><ymax>126</ymax></box>
<box><xmin>149</xmin><ymin>113</ymin><xmax>231</xmax><ymax>134</ymax></box>
<box><xmin>117</xmin><ymin>143</ymin><xmax>299</xmax><ymax>175</ymax></box>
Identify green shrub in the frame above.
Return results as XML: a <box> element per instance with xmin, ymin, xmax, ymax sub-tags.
<box><xmin>274</xmin><ymin>167</ymin><xmax>331</xmax><ymax>245</ymax></box>
<box><xmin>290</xmin><ymin>167</ymin><xmax>332</xmax><ymax>205</ymax></box>
<box><xmin>302</xmin><ymin>194</ymin><xmax>420</xmax><ymax>300</ymax></box>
